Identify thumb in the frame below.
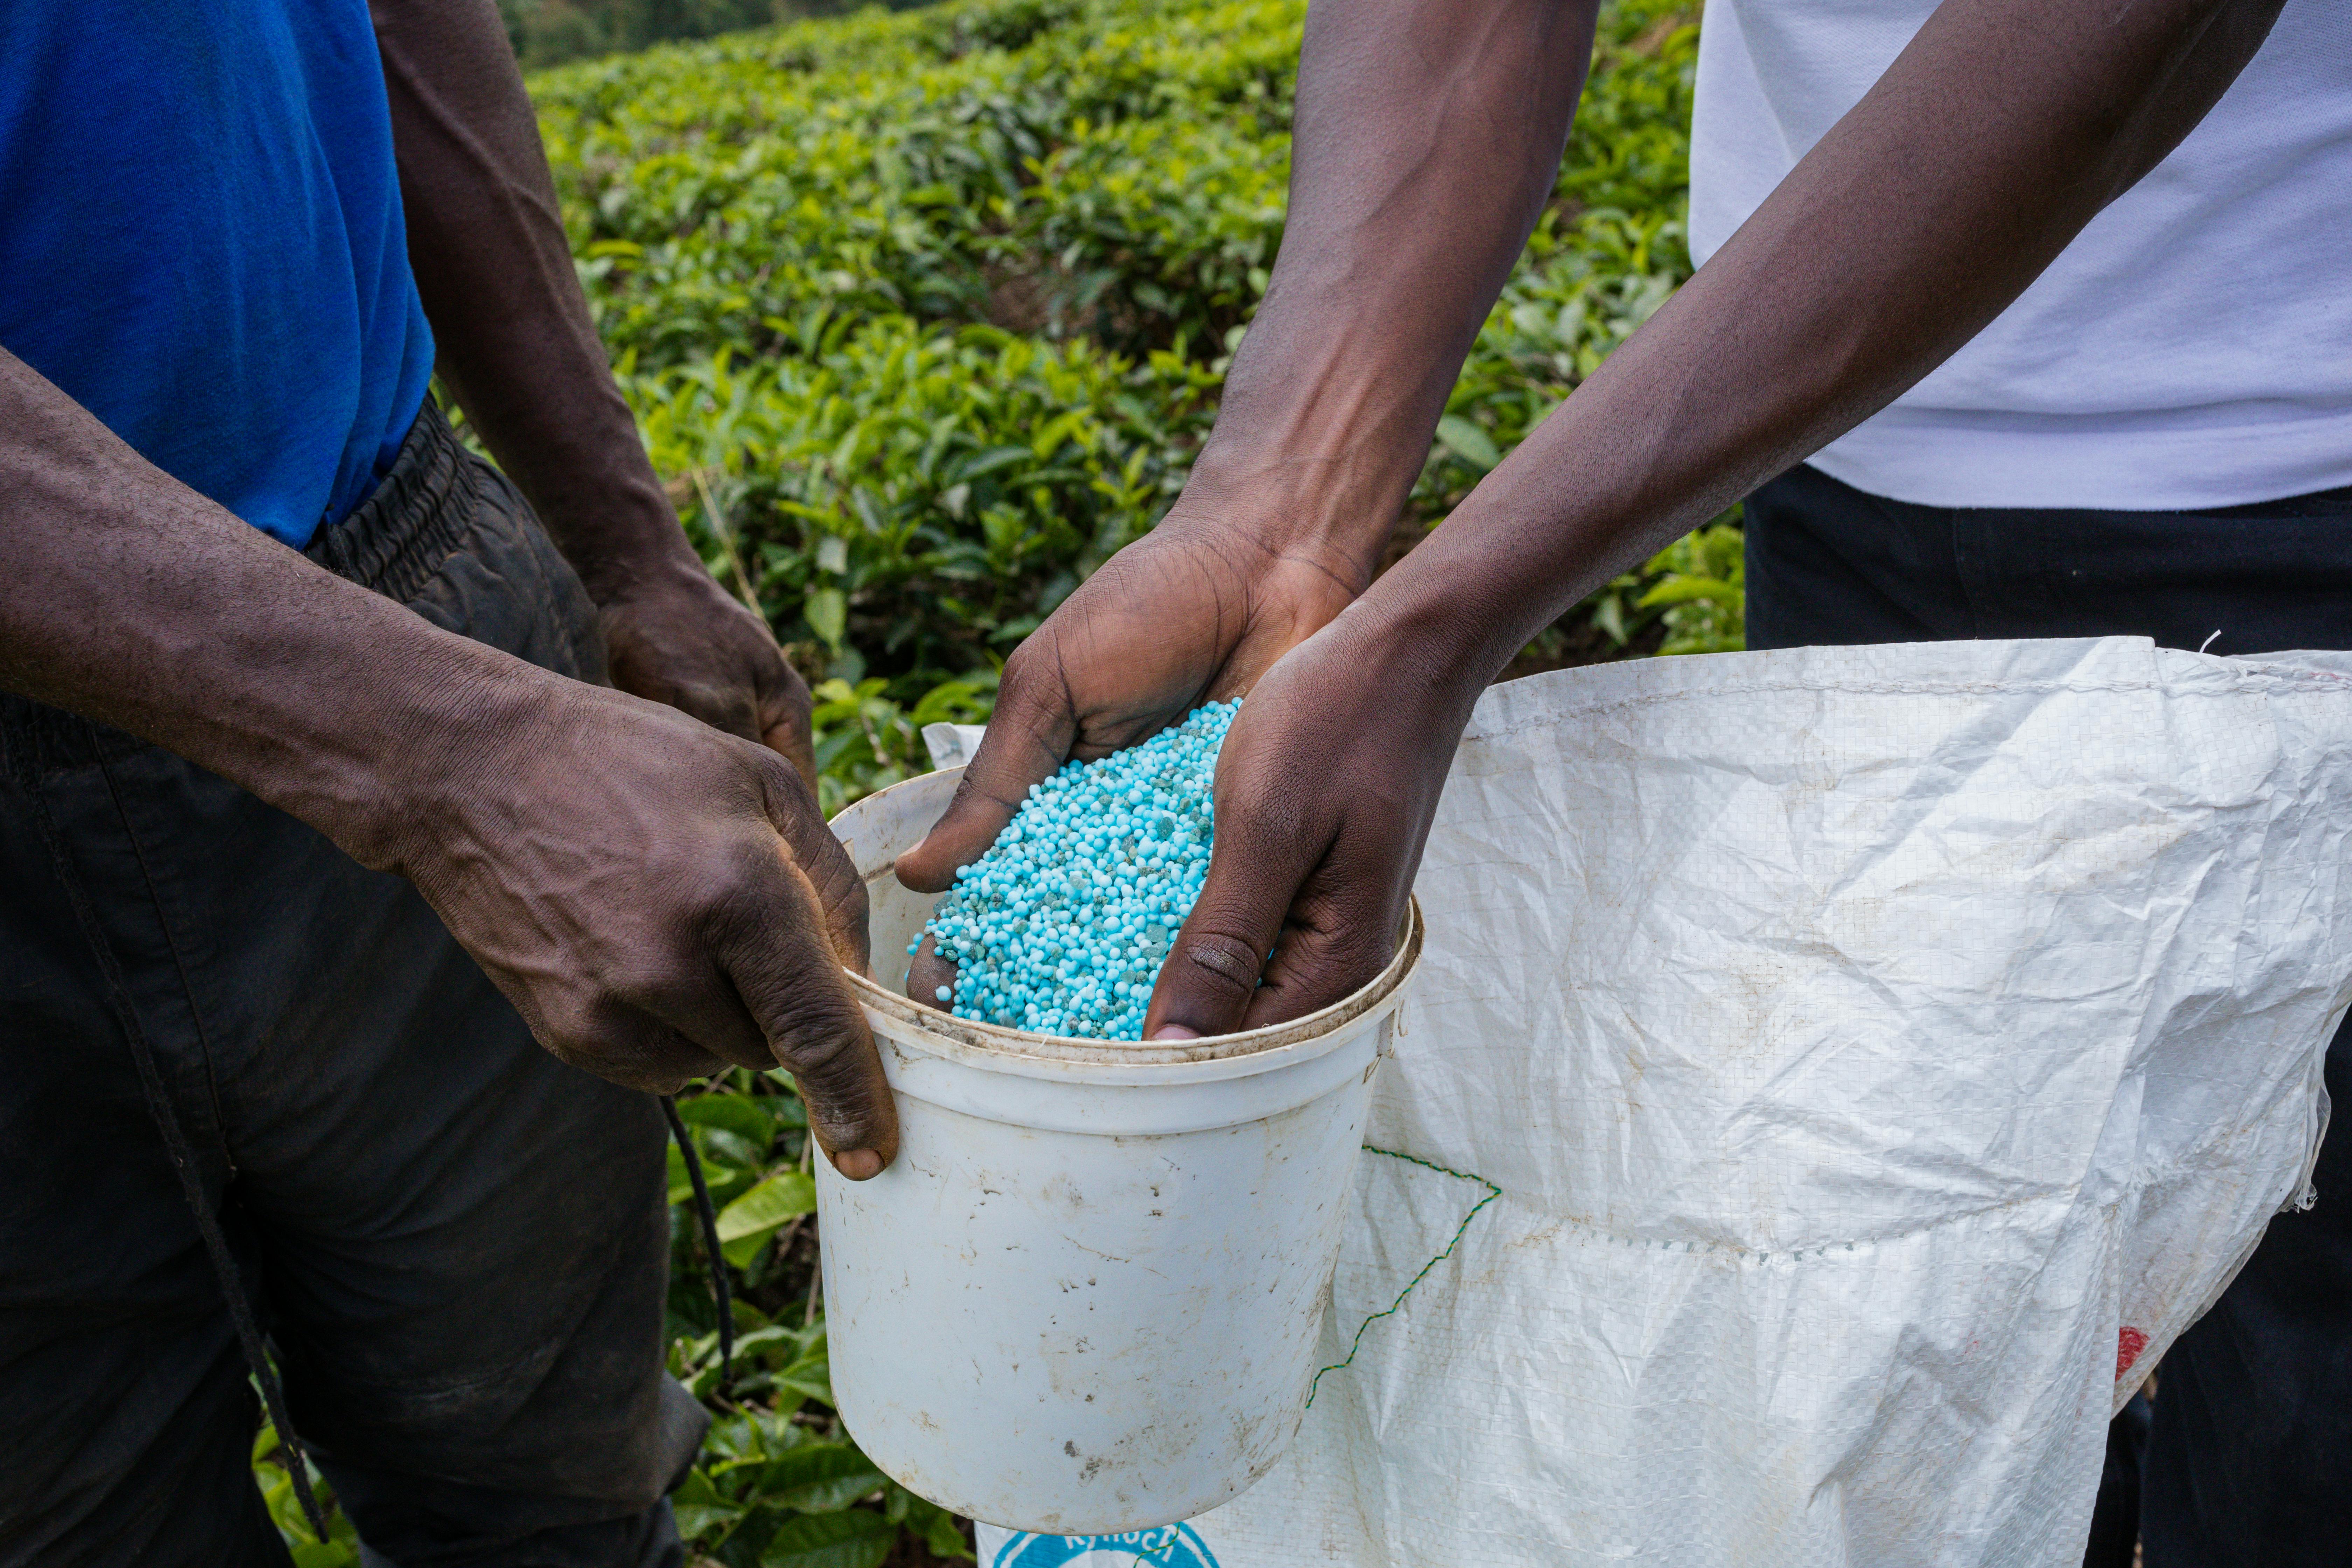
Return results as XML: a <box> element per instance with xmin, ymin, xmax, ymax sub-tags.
<box><xmin>762</xmin><ymin>712</ymin><xmax>819</xmax><ymax>797</ymax></box>
<box><xmin>1143</xmin><ymin>791</ymin><xmax>1323</xmax><ymax>1040</ymax></box>
<box><xmin>713</xmin><ymin>850</ymin><xmax>898</xmax><ymax>1178</ymax></box>
<box><xmin>906</xmin><ymin>931</ymin><xmax>958</xmax><ymax>1012</ymax></box>
<box><xmin>753</xmin><ymin>752</ymin><xmax>869</xmax><ymax>975</ymax></box>
<box><xmin>757</xmin><ymin>670</ymin><xmax>820</xmax><ymax>793</ymax></box>
<box><xmin>895</xmin><ymin>658</ymin><xmax>1074</xmax><ymax>893</ymax></box>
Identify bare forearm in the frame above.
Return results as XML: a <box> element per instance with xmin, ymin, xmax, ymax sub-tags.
<box><xmin>1364</xmin><ymin>0</ymin><xmax>2286</xmax><ymax>683</ymax></box>
<box><xmin>0</xmin><ymin>349</ymin><xmax>528</xmax><ymax>866</ymax></box>
<box><xmin>1186</xmin><ymin>0</ymin><xmax>1600</xmax><ymax>576</ymax></box>
<box><xmin>370</xmin><ymin>0</ymin><xmax>689</xmax><ymax>603</ymax></box>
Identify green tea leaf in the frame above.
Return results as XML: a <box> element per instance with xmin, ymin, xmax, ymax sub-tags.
<box><xmin>677</xmin><ymin>1092</ymin><xmax>779</xmax><ymax>1152</ymax></box>
<box><xmin>1434</xmin><ymin>414</ymin><xmax>1500</xmax><ymax>472</ymax></box>
<box><xmin>895</xmin><ymin>1490</ymin><xmax>979</xmax><ymax>1560</ymax></box>
<box><xmin>717</xmin><ymin>1169</ymin><xmax>818</xmax><ymax>1244</ymax></box>
<box><xmin>756</xmin><ymin>1442</ymin><xmax>887</xmax><ymax>1512</ymax></box>
<box><xmin>673</xmin><ymin>1465</ymin><xmax>746</xmax><ymax>1540</ymax></box>
<box><xmin>804</xmin><ymin>588</ymin><xmax>847</xmax><ymax>652</ymax></box>
<box><xmin>1636</xmin><ymin>576</ymin><xmax>1740</xmax><ymax>609</ymax></box>
<box><xmin>774</xmin><ymin>1351</ymin><xmax>836</xmax><ymax>1409</ymax></box>
<box><xmin>760</xmin><ymin>1507</ymin><xmax>894</xmax><ymax>1568</ymax></box>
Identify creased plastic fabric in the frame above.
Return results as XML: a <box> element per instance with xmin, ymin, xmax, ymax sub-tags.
<box><xmin>975</xmin><ymin>638</ymin><xmax>2352</xmax><ymax>1567</ymax></box>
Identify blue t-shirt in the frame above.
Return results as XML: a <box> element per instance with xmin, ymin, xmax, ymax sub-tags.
<box><xmin>0</xmin><ymin>0</ymin><xmax>435</xmax><ymax>549</ymax></box>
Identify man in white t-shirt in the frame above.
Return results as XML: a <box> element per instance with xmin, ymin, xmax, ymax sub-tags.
<box><xmin>1696</xmin><ymin>6</ymin><xmax>2351</xmax><ymax>1563</ymax></box>
<box><xmin>902</xmin><ymin>0</ymin><xmax>2348</xmax><ymax>1557</ymax></box>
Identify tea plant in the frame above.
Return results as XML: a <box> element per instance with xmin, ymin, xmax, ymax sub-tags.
<box><xmin>524</xmin><ymin>0</ymin><xmax>1732</xmax><ymax>810</ymax></box>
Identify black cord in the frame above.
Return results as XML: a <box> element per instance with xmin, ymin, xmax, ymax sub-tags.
<box><xmin>662</xmin><ymin>1096</ymin><xmax>734</xmax><ymax>1389</ymax></box>
<box><xmin>24</xmin><ymin>776</ymin><xmax>333</xmax><ymax>1542</ymax></box>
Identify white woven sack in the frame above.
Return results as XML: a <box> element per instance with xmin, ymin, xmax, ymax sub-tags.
<box><xmin>976</xmin><ymin>637</ymin><xmax>2352</xmax><ymax>1567</ymax></box>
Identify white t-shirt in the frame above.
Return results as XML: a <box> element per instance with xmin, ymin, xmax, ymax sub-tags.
<box><xmin>1689</xmin><ymin>0</ymin><xmax>2352</xmax><ymax>510</ymax></box>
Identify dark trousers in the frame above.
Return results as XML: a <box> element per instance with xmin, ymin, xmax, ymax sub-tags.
<box><xmin>0</xmin><ymin>408</ymin><xmax>703</xmax><ymax>1567</ymax></box>
<box><xmin>1744</xmin><ymin>461</ymin><xmax>2352</xmax><ymax>1567</ymax></box>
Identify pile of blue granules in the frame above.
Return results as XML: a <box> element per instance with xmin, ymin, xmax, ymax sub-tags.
<box><xmin>913</xmin><ymin>700</ymin><xmax>1238</xmax><ymax>1039</ymax></box>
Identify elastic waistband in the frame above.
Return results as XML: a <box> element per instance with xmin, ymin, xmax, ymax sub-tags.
<box><xmin>304</xmin><ymin>400</ymin><xmax>477</xmax><ymax>601</ymax></box>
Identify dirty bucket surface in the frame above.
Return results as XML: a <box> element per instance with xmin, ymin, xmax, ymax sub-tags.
<box><xmin>821</xmin><ymin>767</ymin><xmax>1421</xmax><ymax>1532</ymax></box>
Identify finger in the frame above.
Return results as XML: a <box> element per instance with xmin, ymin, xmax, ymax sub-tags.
<box><xmin>503</xmin><ymin>975</ymin><xmax>733</xmax><ymax>1097</ymax></box>
<box><xmin>581</xmin><ymin>1017</ymin><xmax>732</xmax><ymax>1098</ymax></box>
<box><xmin>763</xmin><ymin>713</ymin><xmax>819</xmax><ymax>794</ymax></box>
<box><xmin>1143</xmin><ymin>788</ymin><xmax>1327</xmax><ymax>1040</ymax></box>
<box><xmin>638</xmin><ymin>672</ymin><xmax>764</xmax><ymax>747</ymax></box>
<box><xmin>907</xmin><ymin>933</ymin><xmax>958</xmax><ymax>1013</ymax></box>
<box><xmin>754</xmin><ymin>750</ymin><xmax>871</xmax><ymax>975</ymax></box>
<box><xmin>710</xmin><ymin>844</ymin><xmax>897</xmax><ymax>1177</ymax></box>
<box><xmin>1232</xmin><ymin>822</ymin><xmax>1406</xmax><ymax>1031</ymax></box>
<box><xmin>757</xmin><ymin>663</ymin><xmax>820</xmax><ymax>792</ymax></box>
<box><xmin>895</xmin><ymin>650</ymin><xmax>1075</xmax><ymax>893</ymax></box>
<box><xmin>616</xmin><ymin>946</ymin><xmax>796</xmax><ymax>1083</ymax></box>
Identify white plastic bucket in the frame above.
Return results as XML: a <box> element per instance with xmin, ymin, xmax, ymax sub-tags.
<box><xmin>821</xmin><ymin>767</ymin><xmax>1424</xmax><ymax>1534</ymax></box>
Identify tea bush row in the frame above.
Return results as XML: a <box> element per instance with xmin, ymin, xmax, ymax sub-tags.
<box><xmin>521</xmin><ymin>0</ymin><xmax>1738</xmax><ymax>812</ymax></box>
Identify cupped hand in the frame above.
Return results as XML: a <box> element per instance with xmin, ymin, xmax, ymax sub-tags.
<box><xmin>599</xmin><ymin>560</ymin><xmax>820</xmax><ymax>789</ymax></box>
<box><xmin>390</xmin><ymin>669</ymin><xmax>894</xmax><ymax>1177</ymax></box>
<box><xmin>894</xmin><ymin>511</ymin><xmax>1368</xmax><ymax>1014</ymax></box>
<box><xmin>1142</xmin><ymin>609</ymin><xmax>1478</xmax><ymax>1038</ymax></box>
<box><xmin>894</xmin><ymin>510</ymin><xmax>1367</xmax><ymax>897</ymax></box>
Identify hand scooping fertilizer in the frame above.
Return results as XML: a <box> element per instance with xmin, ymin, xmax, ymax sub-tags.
<box><xmin>909</xmin><ymin>700</ymin><xmax>1238</xmax><ymax>1039</ymax></box>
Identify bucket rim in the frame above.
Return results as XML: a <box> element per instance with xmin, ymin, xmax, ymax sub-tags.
<box><xmin>834</xmin><ymin>768</ymin><xmax>1423</xmax><ymax>1071</ymax></box>
<box><xmin>849</xmin><ymin>896</ymin><xmax>1422</xmax><ymax>1075</ymax></box>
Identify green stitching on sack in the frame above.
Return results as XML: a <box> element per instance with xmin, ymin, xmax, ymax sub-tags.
<box><xmin>1304</xmin><ymin>1149</ymin><xmax>1502</xmax><ymax>1409</ymax></box>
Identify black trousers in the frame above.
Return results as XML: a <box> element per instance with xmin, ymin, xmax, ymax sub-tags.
<box><xmin>0</xmin><ymin>408</ymin><xmax>703</xmax><ymax>1567</ymax></box>
<box><xmin>1745</xmin><ymin>461</ymin><xmax>2352</xmax><ymax>1568</ymax></box>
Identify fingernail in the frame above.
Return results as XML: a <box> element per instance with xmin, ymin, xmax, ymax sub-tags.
<box><xmin>1149</xmin><ymin>1024</ymin><xmax>1201</xmax><ymax>1042</ymax></box>
<box><xmin>834</xmin><ymin>1149</ymin><xmax>883</xmax><ymax>1180</ymax></box>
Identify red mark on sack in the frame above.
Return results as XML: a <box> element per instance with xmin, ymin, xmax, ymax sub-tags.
<box><xmin>2116</xmin><ymin>1326</ymin><xmax>2149</xmax><ymax>1379</ymax></box>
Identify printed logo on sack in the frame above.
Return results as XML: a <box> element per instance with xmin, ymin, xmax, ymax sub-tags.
<box><xmin>991</xmin><ymin>1525</ymin><xmax>1220</xmax><ymax>1567</ymax></box>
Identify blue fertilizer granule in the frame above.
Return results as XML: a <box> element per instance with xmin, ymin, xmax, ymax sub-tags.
<box><xmin>913</xmin><ymin>700</ymin><xmax>1238</xmax><ymax>1039</ymax></box>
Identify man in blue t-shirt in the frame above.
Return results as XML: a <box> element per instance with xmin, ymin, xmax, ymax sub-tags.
<box><xmin>0</xmin><ymin>3</ymin><xmax>892</xmax><ymax>1560</ymax></box>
